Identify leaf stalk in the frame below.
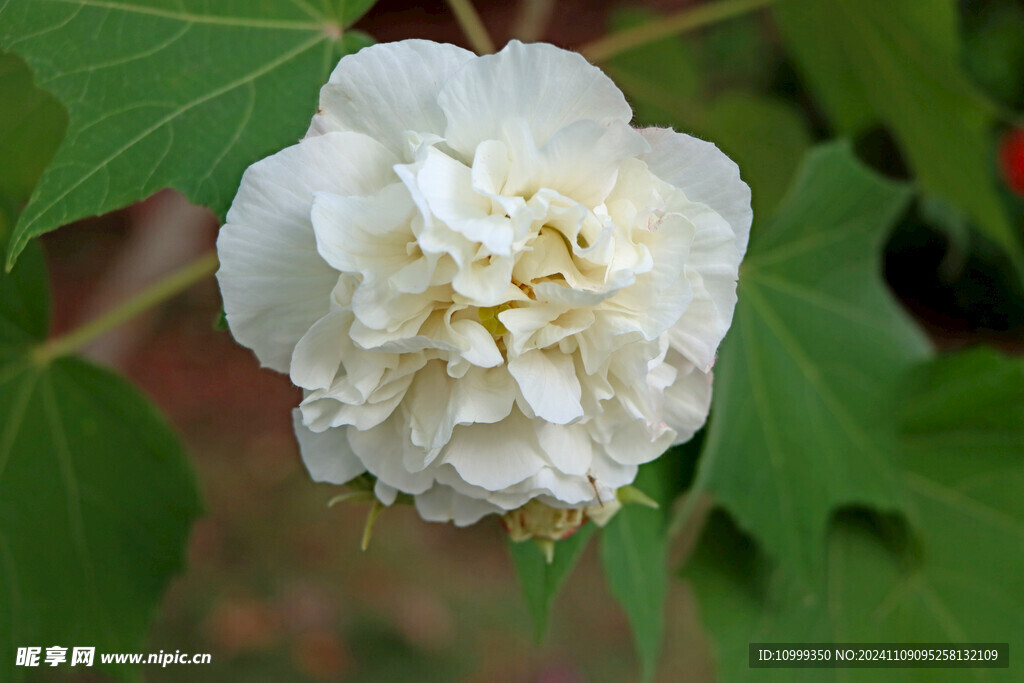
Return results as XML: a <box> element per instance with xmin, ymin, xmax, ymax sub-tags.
<box><xmin>579</xmin><ymin>0</ymin><xmax>782</xmax><ymax>63</ymax></box>
<box><xmin>445</xmin><ymin>0</ymin><xmax>496</xmax><ymax>54</ymax></box>
<box><xmin>33</xmin><ymin>250</ymin><xmax>219</xmax><ymax>365</ymax></box>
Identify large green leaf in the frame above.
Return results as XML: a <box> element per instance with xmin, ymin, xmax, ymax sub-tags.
<box><xmin>508</xmin><ymin>523</ymin><xmax>596</xmax><ymax>642</ymax></box>
<box><xmin>696</xmin><ymin>143</ymin><xmax>931</xmax><ymax>580</ymax></box>
<box><xmin>689</xmin><ymin>348</ymin><xmax>1024</xmax><ymax>682</ymax></box>
<box><xmin>0</xmin><ymin>240</ymin><xmax>202</xmax><ymax>678</ymax></box>
<box><xmin>774</xmin><ymin>0</ymin><xmax>1020</xmax><ymax>263</ymax></box>
<box><xmin>0</xmin><ymin>0</ymin><xmax>376</xmax><ymax>268</ymax></box>
<box><xmin>600</xmin><ymin>461</ymin><xmax>671</xmax><ymax>683</ymax></box>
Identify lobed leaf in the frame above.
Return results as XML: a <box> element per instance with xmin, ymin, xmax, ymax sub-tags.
<box><xmin>0</xmin><ymin>0</ymin><xmax>378</xmax><ymax>268</ymax></box>
<box><xmin>689</xmin><ymin>348</ymin><xmax>1024</xmax><ymax>681</ymax></box>
<box><xmin>697</xmin><ymin>143</ymin><xmax>931</xmax><ymax>582</ymax></box>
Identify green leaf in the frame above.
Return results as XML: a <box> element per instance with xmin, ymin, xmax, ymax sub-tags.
<box><xmin>696</xmin><ymin>92</ymin><xmax>812</xmax><ymax>218</ymax></box>
<box><xmin>689</xmin><ymin>348</ymin><xmax>1024</xmax><ymax>682</ymax></box>
<box><xmin>697</xmin><ymin>143</ymin><xmax>931</xmax><ymax>581</ymax></box>
<box><xmin>0</xmin><ymin>241</ymin><xmax>202</xmax><ymax>678</ymax></box>
<box><xmin>897</xmin><ymin>350</ymin><xmax>1024</xmax><ymax>648</ymax></box>
<box><xmin>332</xmin><ymin>0</ymin><xmax>378</xmax><ymax>26</ymax></box>
<box><xmin>0</xmin><ymin>0</ymin><xmax>379</xmax><ymax>268</ymax></box>
<box><xmin>774</xmin><ymin>0</ymin><xmax>1020</xmax><ymax>264</ymax></box>
<box><xmin>600</xmin><ymin>460</ymin><xmax>670</xmax><ymax>683</ymax></box>
<box><xmin>604</xmin><ymin>7</ymin><xmax>701</xmax><ymax>128</ymax></box>
<box><xmin>508</xmin><ymin>523</ymin><xmax>596</xmax><ymax>641</ymax></box>
<box><xmin>0</xmin><ymin>51</ymin><xmax>66</xmax><ymax>210</ymax></box>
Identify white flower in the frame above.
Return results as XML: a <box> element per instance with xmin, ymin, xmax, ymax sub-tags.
<box><xmin>217</xmin><ymin>40</ymin><xmax>751</xmax><ymax>528</ymax></box>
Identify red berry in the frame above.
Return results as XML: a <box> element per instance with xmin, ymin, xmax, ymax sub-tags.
<box><xmin>999</xmin><ymin>129</ymin><xmax>1024</xmax><ymax>195</ymax></box>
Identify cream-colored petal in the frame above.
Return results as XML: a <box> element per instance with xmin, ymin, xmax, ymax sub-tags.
<box><xmin>218</xmin><ymin>132</ymin><xmax>397</xmax><ymax>372</ymax></box>
<box><xmin>310</xmin><ymin>40</ymin><xmax>475</xmax><ymax>158</ymax></box>
<box><xmin>438</xmin><ymin>41</ymin><xmax>633</xmax><ymax>159</ymax></box>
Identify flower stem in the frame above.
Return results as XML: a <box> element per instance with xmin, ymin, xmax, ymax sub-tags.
<box><xmin>33</xmin><ymin>250</ymin><xmax>219</xmax><ymax>365</ymax></box>
<box><xmin>579</xmin><ymin>0</ymin><xmax>782</xmax><ymax>63</ymax></box>
<box><xmin>513</xmin><ymin>0</ymin><xmax>555</xmax><ymax>42</ymax></box>
<box><xmin>445</xmin><ymin>0</ymin><xmax>496</xmax><ymax>55</ymax></box>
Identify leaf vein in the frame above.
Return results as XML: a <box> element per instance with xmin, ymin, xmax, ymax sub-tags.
<box><xmin>0</xmin><ymin>368</ymin><xmax>39</xmax><ymax>482</ymax></box>
<box><xmin>12</xmin><ymin>31</ymin><xmax>327</xmax><ymax>258</ymax></box>
<box><xmin>42</xmin><ymin>21</ymin><xmax>192</xmax><ymax>80</ymax></box>
<box><xmin>32</xmin><ymin>0</ymin><xmax>324</xmax><ymax>30</ymax></box>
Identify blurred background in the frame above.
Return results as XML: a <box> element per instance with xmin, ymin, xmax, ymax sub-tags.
<box><xmin>29</xmin><ymin>0</ymin><xmax>1024</xmax><ymax>679</ymax></box>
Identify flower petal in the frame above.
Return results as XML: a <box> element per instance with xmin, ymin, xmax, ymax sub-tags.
<box><xmin>310</xmin><ymin>40</ymin><xmax>475</xmax><ymax>159</ymax></box>
<box><xmin>536</xmin><ymin>422</ymin><xmax>593</xmax><ymax>476</ymax></box>
<box><xmin>404</xmin><ymin>362</ymin><xmax>516</xmax><ymax>451</ymax></box>
<box><xmin>664</xmin><ymin>355</ymin><xmax>713</xmax><ymax>444</ymax></box>
<box><xmin>508</xmin><ymin>348</ymin><xmax>584</xmax><ymax>424</ymax></box>
<box><xmin>414</xmin><ymin>485</ymin><xmax>502</xmax><ymax>526</ymax></box>
<box><xmin>290</xmin><ymin>311</ymin><xmax>349</xmax><ymax>391</ymax></box>
<box><xmin>414</xmin><ymin>147</ymin><xmax>516</xmax><ymax>255</ymax></box>
<box><xmin>640</xmin><ymin>127</ymin><xmax>752</xmax><ymax>256</ymax></box>
<box><xmin>438</xmin><ymin>40</ymin><xmax>633</xmax><ymax>159</ymax></box>
<box><xmin>292</xmin><ymin>411</ymin><xmax>365</xmax><ymax>485</ymax></box>
<box><xmin>503</xmin><ymin>118</ymin><xmax>649</xmax><ymax>207</ymax></box>
<box><xmin>311</xmin><ymin>183</ymin><xmax>416</xmax><ymax>276</ymax></box>
<box><xmin>347</xmin><ymin>418</ymin><xmax>436</xmax><ymax>495</ymax></box>
<box><xmin>440</xmin><ymin>410</ymin><xmax>546</xmax><ymax>490</ymax></box>
<box><xmin>218</xmin><ymin>131</ymin><xmax>398</xmax><ymax>372</ymax></box>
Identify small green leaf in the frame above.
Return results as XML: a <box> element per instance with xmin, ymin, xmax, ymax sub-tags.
<box><xmin>698</xmin><ymin>143</ymin><xmax>931</xmax><ymax>581</ymax></box>
<box><xmin>508</xmin><ymin>523</ymin><xmax>596</xmax><ymax>641</ymax></box>
<box><xmin>774</xmin><ymin>0</ymin><xmax>1020</xmax><ymax>263</ymax></box>
<box><xmin>0</xmin><ymin>240</ymin><xmax>202</xmax><ymax>678</ymax></box>
<box><xmin>616</xmin><ymin>485</ymin><xmax>659</xmax><ymax>510</ymax></box>
<box><xmin>0</xmin><ymin>0</ymin><xmax>379</xmax><ymax>268</ymax></box>
<box><xmin>213</xmin><ymin>308</ymin><xmax>228</xmax><ymax>331</ymax></box>
<box><xmin>600</xmin><ymin>461</ymin><xmax>670</xmax><ymax>683</ymax></box>
<box><xmin>0</xmin><ymin>52</ymin><xmax>66</xmax><ymax>209</ymax></box>
<box><xmin>689</xmin><ymin>348</ymin><xmax>1024</xmax><ymax>682</ymax></box>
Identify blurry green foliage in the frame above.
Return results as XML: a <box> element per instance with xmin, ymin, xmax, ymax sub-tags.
<box><xmin>693</xmin><ymin>12</ymin><xmax>774</xmax><ymax>93</ymax></box>
<box><xmin>606</xmin><ymin>7</ymin><xmax>702</xmax><ymax>126</ymax></box>
<box><xmin>963</xmin><ymin>2</ymin><xmax>1024</xmax><ymax>109</ymax></box>
<box><xmin>774</xmin><ymin>0</ymin><xmax>1020</xmax><ymax>265</ymax></box>
<box><xmin>690</xmin><ymin>347</ymin><xmax>1024</xmax><ymax>681</ymax></box>
<box><xmin>0</xmin><ymin>0</ymin><xmax>374</xmax><ymax>268</ymax></box>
